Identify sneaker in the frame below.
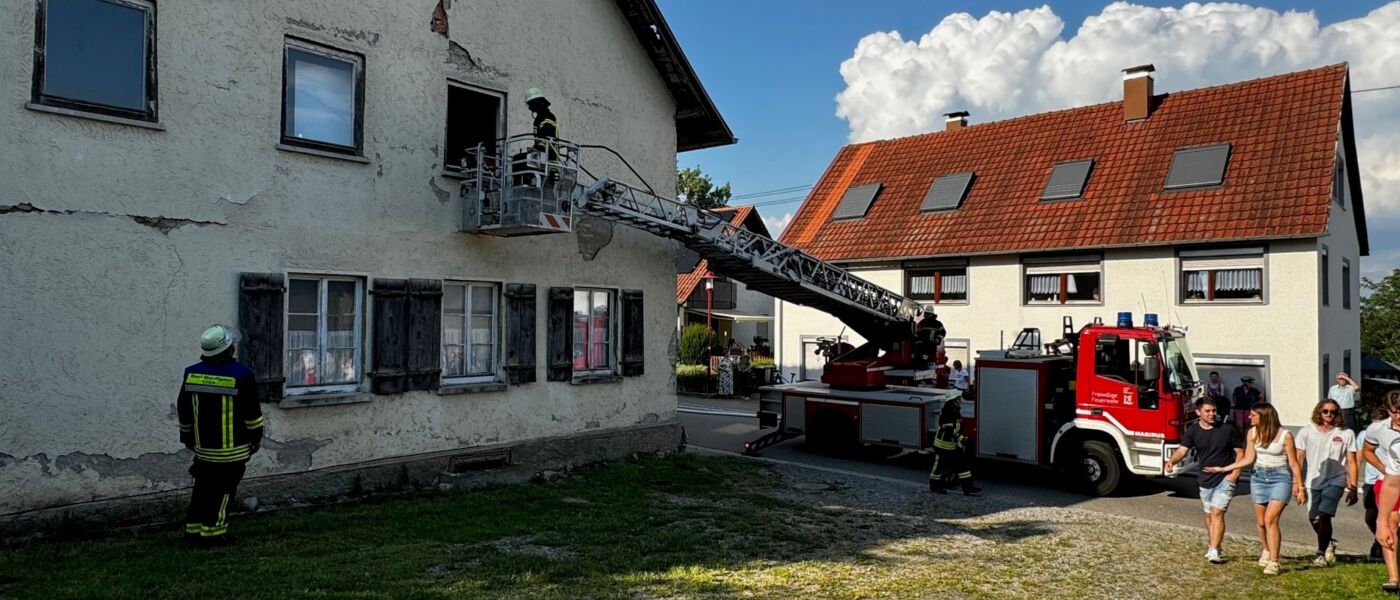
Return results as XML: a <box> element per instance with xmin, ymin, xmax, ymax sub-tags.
<box><xmin>1258</xmin><ymin>550</ymin><xmax>1270</xmax><ymax>567</ymax></box>
<box><xmin>1312</xmin><ymin>554</ymin><xmax>1329</xmax><ymax>568</ymax></box>
<box><xmin>1263</xmin><ymin>560</ymin><xmax>1280</xmax><ymax>575</ymax></box>
<box><xmin>1206</xmin><ymin>548</ymin><xmax>1224</xmax><ymax>564</ymax></box>
<box><xmin>1325</xmin><ymin>540</ymin><xmax>1337</xmax><ymax>564</ymax></box>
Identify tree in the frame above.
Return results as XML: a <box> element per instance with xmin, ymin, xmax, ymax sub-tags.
<box><xmin>1362</xmin><ymin>269</ymin><xmax>1400</xmax><ymax>366</ymax></box>
<box><xmin>677</xmin><ymin>166</ymin><xmax>732</xmax><ymax>209</ymax></box>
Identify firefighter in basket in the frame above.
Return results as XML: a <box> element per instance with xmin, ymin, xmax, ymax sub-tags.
<box><xmin>929</xmin><ymin>394</ymin><xmax>981</xmax><ymax>496</ymax></box>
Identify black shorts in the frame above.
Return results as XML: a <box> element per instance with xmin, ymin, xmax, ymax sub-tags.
<box><xmin>1366</xmin><ymin>482</ymin><xmax>1379</xmax><ymax>512</ymax></box>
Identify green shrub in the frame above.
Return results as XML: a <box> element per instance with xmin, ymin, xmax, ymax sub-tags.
<box><xmin>679</xmin><ymin>324</ymin><xmax>713</xmax><ymax>365</ymax></box>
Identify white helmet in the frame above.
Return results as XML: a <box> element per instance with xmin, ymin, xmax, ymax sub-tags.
<box><xmin>525</xmin><ymin>87</ymin><xmax>547</xmax><ymax>103</ymax></box>
<box><xmin>200</xmin><ymin>324</ymin><xmax>238</xmax><ymax>357</ymax></box>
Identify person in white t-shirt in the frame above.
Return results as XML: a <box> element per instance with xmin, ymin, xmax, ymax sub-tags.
<box><xmin>1294</xmin><ymin>399</ymin><xmax>1359</xmax><ymax>567</ymax></box>
<box><xmin>951</xmin><ymin>360</ymin><xmax>970</xmax><ymax>392</ymax></box>
<box><xmin>1364</xmin><ymin>392</ymin><xmax>1400</xmax><ymax>593</ymax></box>
<box><xmin>1359</xmin><ymin>407</ymin><xmax>1387</xmax><ymax>561</ymax></box>
<box><xmin>1329</xmin><ymin>371</ymin><xmax>1362</xmax><ymax>431</ymax></box>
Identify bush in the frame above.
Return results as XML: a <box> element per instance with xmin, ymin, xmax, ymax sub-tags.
<box><xmin>676</xmin><ymin>364</ymin><xmax>713</xmax><ymax>393</ymax></box>
<box><xmin>679</xmin><ymin>324</ymin><xmax>713</xmax><ymax>365</ymax></box>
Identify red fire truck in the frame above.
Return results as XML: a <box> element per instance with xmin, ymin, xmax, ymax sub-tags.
<box><xmin>752</xmin><ymin>314</ymin><xmax>1202</xmax><ymax>496</ymax></box>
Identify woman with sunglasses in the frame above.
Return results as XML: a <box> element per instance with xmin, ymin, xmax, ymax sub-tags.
<box><xmin>1294</xmin><ymin>399</ymin><xmax>1359</xmax><ymax>567</ymax></box>
<box><xmin>1205</xmin><ymin>403</ymin><xmax>1305</xmax><ymax>575</ymax></box>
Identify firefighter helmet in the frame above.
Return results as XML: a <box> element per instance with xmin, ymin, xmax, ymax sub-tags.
<box><xmin>200</xmin><ymin>325</ymin><xmax>238</xmax><ymax>357</ymax></box>
<box><xmin>525</xmin><ymin>87</ymin><xmax>547</xmax><ymax>103</ymax></box>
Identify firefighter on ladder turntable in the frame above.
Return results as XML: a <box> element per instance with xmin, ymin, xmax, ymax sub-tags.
<box><xmin>526</xmin><ymin>87</ymin><xmax>559</xmax><ymax>156</ymax></box>
<box><xmin>929</xmin><ymin>394</ymin><xmax>981</xmax><ymax>496</ymax></box>
<box><xmin>177</xmin><ymin>325</ymin><xmax>263</xmax><ymax>547</ymax></box>
<box><xmin>915</xmin><ymin>307</ymin><xmax>946</xmax><ymax>368</ymax></box>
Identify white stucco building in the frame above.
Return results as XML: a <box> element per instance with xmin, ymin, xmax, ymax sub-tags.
<box><xmin>0</xmin><ymin>0</ymin><xmax>732</xmax><ymax>521</ymax></box>
<box><xmin>774</xmin><ymin>64</ymin><xmax>1368</xmax><ymax>426</ymax></box>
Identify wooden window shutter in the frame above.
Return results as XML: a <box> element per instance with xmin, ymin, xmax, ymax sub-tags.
<box><xmin>238</xmin><ymin>273</ymin><xmax>286</xmax><ymax>402</ymax></box>
<box><xmin>504</xmin><ymin>283</ymin><xmax>537</xmax><ymax>384</ymax></box>
<box><xmin>406</xmin><ymin>278</ymin><xmax>443</xmax><ymax>391</ymax></box>
<box><xmin>370</xmin><ymin>278</ymin><xmax>408</xmax><ymax>394</ymax></box>
<box><xmin>620</xmin><ymin>289</ymin><xmax>644</xmax><ymax>376</ymax></box>
<box><xmin>546</xmin><ymin>287</ymin><xmax>573</xmax><ymax>381</ymax></box>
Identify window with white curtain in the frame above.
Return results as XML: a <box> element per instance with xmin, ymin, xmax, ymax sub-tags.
<box><xmin>442</xmin><ymin>282</ymin><xmax>497</xmax><ymax>381</ymax></box>
<box><xmin>286</xmin><ymin>276</ymin><xmax>363</xmax><ymax>393</ymax></box>
<box><xmin>906</xmin><ymin>267</ymin><xmax>968</xmax><ymax>304</ymax></box>
<box><xmin>1023</xmin><ymin>261</ymin><xmax>1102</xmax><ymax>305</ymax></box>
<box><xmin>1180</xmin><ymin>249</ymin><xmax>1265</xmax><ymax>303</ymax></box>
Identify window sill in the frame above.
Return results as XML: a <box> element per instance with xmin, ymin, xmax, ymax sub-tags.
<box><xmin>26</xmin><ymin>102</ymin><xmax>164</xmax><ymax>131</ymax></box>
<box><xmin>276</xmin><ymin>143</ymin><xmax>371</xmax><ymax>164</ymax></box>
<box><xmin>439</xmin><ymin>168</ymin><xmax>468</xmax><ymax>180</ymax></box>
<box><xmin>570</xmin><ymin>374</ymin><xmax>622</xmax><ymax>385</ymax></box>
<box><xmin>438</xmin><ymin>381</ymin><xmax>508</xmax><ymax>395</ymax></box>
<box><xmin>278</xmin><ymin>392</ymin><xmax>372</xmax><ymax>409</ymax></box>
<box><xmin>1181</xmin><ymin>299</ymin><xmax>1264</xmax><ymax>305</ymax></box>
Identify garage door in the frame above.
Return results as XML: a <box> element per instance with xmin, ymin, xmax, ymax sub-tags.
<box><xmin>1195</xmin><ymin>355</ymin><xmax>1269</xmax><ymax>403</ymax></box>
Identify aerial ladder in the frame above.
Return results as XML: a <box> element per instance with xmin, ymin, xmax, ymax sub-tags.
<box><xmin>458</xmin><ymin>135</ymin><xmax>938</xmax><ymax>390</ymax></box>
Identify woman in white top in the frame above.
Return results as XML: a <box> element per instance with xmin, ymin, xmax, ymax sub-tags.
<box><xmin>1205</xmin><ymin>402</ymin><xmax>1305</xmax><ymax>575</ymax></box>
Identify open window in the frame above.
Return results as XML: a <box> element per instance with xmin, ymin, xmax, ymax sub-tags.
<box><xmin>445</xmin><ymin>82</ymin><xmax>504</xmax><ymax>172</ymax></box>
<box><xmin>1023</xmin><ymin>256</ymin><xmax>1102</xmax><ymax>305</ymax></box>
<box><xmin>905</xmin><ymin>262</ymin><xmax>968</xmax><ymax>304</ymax></box>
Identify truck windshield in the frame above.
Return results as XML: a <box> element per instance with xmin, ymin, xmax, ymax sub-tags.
<box><xmin>1161</xmin><ymin>336</ymin><xmax>1200</xmax><ymax>392</ymax></box>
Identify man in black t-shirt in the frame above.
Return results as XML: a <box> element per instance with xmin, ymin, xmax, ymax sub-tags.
<box><xmin>1166</xmin><ymin>397</ymin><xmax>1245</xmax><ymax>564</ymax></box>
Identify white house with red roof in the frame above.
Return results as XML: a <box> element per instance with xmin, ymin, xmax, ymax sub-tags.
<box><xmin>775</xmin><ymin>64</ymin><xmax>1367</xmax><ymax>426</ymax></box>
<box><xmin>677</xmin><ymin>205</ymin><xmax>776</xmax><ymax>356</ymax></box>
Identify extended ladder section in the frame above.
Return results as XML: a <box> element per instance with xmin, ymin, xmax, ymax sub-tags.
<box><xmin>573</xmin><ymin>177</ymin><xmax>921</xmax><ymax>343</ymax></box>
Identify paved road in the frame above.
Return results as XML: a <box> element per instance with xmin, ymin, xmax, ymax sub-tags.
<box><xmin>678</xmin><ymin>397</ymin><xmax>1378</xmax><ymax>559</ymax></box>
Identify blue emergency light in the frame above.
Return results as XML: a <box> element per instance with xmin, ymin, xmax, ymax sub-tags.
<box><xmin>1116</xmin><ymin>312</ymin><xmax>1133</xmax><ymax>327</ymax></box>
<box><xmin>1144</xmin><ymin>313</ymin><xmax>1159</xmax><ymax>327</ymax></box>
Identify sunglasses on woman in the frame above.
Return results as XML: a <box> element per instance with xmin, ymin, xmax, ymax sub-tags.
<box><xmin>1320</xmin><ymin>409</ymin><xmax>1337</xmax><ymax>415</ymax></box>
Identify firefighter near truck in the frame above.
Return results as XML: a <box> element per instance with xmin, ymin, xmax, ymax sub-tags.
<box><xmin>455</xmin><ymin>131</ymin><xmax>1201</xmax><ymax>497</ymax></box>
<box><xmin>751</xmin><ymin>312</ymin><xmax>1203</xmax><ymax>497</ymax></box>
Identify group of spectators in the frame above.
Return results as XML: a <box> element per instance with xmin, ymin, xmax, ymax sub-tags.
<box><xmin>1167</xmin><ymin>371</ymin><xmax>1400</xmax><ymax>591</ymax></box>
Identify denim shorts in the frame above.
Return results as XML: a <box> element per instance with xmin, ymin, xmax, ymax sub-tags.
<box><xmin>1250</xmin><ymin>466</ymin><xmax>1293</xmax><ymax>505</ymax></box>
<box><xmin>1199</xmin><ymin>479</ymin><xmax>1236</xmax><ymax>513</ymax></box>
<box><xmin>1308</xmin><ymin>484</ymin><xmax>1345</xmax><ymax>519</ymax></box>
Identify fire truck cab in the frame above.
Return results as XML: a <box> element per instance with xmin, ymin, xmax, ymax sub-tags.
<box><xmin>973</xmin><ymin>313</ymin><xmax>1200</xmax><ymax>495</ymax></box>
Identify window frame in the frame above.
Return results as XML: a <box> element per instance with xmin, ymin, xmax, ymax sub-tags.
<box><xmin>1321</xmin><ymin>245</ymin><xmax>1330</xmax><ymax>307</ymax></box>
<box><xmin>441</xmin><ymin>281</ymin><xmax>500</xmax><ymax>384</ymax></box>
<box><xmin>1178</xmin><ymin>248</ymin><xmax>1267</xmax><ymax>305</ymax></box>
<box><xmin>1333</xmin><ymin>154</ymin><xmax>1346</xmax><ymax>207</ymax></box>
<box><xmin>280</xmin><ymin>37</ymin><xmax>366</xmax><ymax>156</ymax></box>
<box><xmin>1163</xmin><ymin>143</ymin><xmax>1231</xmax><ymax>191</ymax></box>
<box><xmin>443</xmin><ymin>80</ymin><xmax>506</xmax><ymax>174</ymax></box>
<box><xmin>905</xmin><ymin>267</ymin><xmax>969</xmax><ymax>305</ymax></box>
<box><xmin>284</xmin><ymin>274</ymin><xmax>365</xmax><ymax>396</ymax></box>
<box><xmin>1040</xmin><ymin>159</ymin><xmax>1094</xmax><ymax>201</ymax></box>
<box><xmin>31</xmin><ymin>0</ymin><xmax>159</xmax><ymax>122</ymax></box>
<box><xmin>1322</xmin><ymin>353</ymin><xmax>1331</xmax><ymax>396</ymax></box>
<box><xmin>572</xmin><ymin>287</ymin><xmax>617</xmax><ymax>376</ymax></box>
<box><xmin>1022</xmin><ymin>257</ymin><xmax>1103</xmax><ymax>306</ymax></box>
<box><xmin>1343</xmin><ymin>257</ymin><xmax>1352</xmax><ymax>310</ymax></box>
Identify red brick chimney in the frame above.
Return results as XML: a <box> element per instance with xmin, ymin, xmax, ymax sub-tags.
<box><xmin>944</xmin><ymin>111</ymin><xmax>969</xmax><ymax>131</ymax></box>
<box><xmin>1122</xmin><ymin>64</ymin><xmax>1155</xmax><ymax>122</ymax></box>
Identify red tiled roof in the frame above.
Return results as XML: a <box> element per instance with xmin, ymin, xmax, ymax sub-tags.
<box><xmin>781</xmin><ymin>64</ymin><xmax>1354</xmax><ymax>262</ymax></box>
<box><xmin>676</xmin><ymin>206</ymin><xmax>757</xmax><ymax>303</ymax></box>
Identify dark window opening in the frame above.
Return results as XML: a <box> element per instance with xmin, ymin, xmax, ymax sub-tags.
<box><xmin>831</xmin><ymin>183</ymin><xmax>882</xmax><ymax>220</ymax></box>
<box><xmin>445</xmin><ymin>84</ymin><xmax>503</xmax><ymax>171</ymax></box>
<box><xmin>282</xmin><ymin>40</ymin><xmax>364</xmax><ymax>155</ymax></box>
<box><xmin>1041</xmin><ymin>160</ymin><xmax>1094</xmax><ymax>200</ymax></box>
<box><xmin>1165</xmin><ymin>143</ymin><xmax>1231</xmax><ymax>190</ymax></box>
<box><xmin>1334</xmin><ymin>156</ymin><xmax>1346</xmax><ymax>207</ymax></box>
<box><xmin>1344</xmin><ymin>350</ymin><xmax>1352</xmax><ymax>376</ymax></box>
<box><xmin>906</xmin><ymin>268</ymin><xmax>967</xmax><ymax>303</ymax></box>
<box><xmin>33</xmin><ymin>0</ymin><xmax>156</xmax><ymax>121</ymax></box>
<box><xmin>1343</xmin><ymin>259</ymin><xmax>1352</xmax><ymax>309</ymax></box>
<box><xmin>921</xmin><ymin>172</ymin><xmax>975</xmax><ymax>212</ymax></box>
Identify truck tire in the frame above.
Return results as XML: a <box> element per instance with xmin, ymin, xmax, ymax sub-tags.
<box><xmin>1075</xmin><ymin>440</ymin><xmax>1122</xmax><ymax>497</ymax></box>
<box><xmin>805</xmin><ymin>409</ymin><xmax>856</xmax><ymax>455</ymax></box>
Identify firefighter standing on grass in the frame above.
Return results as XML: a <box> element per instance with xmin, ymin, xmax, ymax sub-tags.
<box><xmin>177</xmin><ymin>325</ymin><xmax>263</xmax><ymax>547</ymax></box>
<box><xmin>929</xmin><ymin>394</ymin><xmax>981</xmax><ymax>496</ymax></box>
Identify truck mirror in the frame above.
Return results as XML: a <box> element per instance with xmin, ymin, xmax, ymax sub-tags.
<box><xmin>1144</xmin><ymin>356</ymin><xmax>1161</xmax><ymax>382</ymax></box>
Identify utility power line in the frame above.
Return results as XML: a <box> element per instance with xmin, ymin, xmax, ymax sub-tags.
<box><xmin>1355</xmin><ymin>84</ymin><xmax>1400</xmax><ymax>94</ymax></box>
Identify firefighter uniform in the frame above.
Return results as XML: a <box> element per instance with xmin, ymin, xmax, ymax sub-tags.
<box><xmin>177</xmin><ymin>326</ymin><xmax>263</xmax><ymax>545</ymax></box>
<box><xmin>929</xmin><ymin>398</ymin><xmax>979</xmax><ymax>495</ymax></box>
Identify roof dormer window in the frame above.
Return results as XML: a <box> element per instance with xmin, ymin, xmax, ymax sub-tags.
<box><xmin>920</xmin><ymin>172</ymin><xmax>975</xmax><ymax>212</ymax></box>
<box><xmin>1164</xmin><ymin>143</ymin><xmax>1231</xmax><ymax>190</ymax></box>
<box><xmin>1041</xmin><ymin>160</ymin><xmax>1094</xmax><ymax>200</ymax></box>
<box><xmin>831</xmin><ymin>183</ymin><xmax>882</xmax><ymax>220</ymax></box>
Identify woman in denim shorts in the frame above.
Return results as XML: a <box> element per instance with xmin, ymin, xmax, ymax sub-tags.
<box><xmin>1206</xmin><ymin>403</ymin><xmax>1306</xmax><ymax>575</ymax></box>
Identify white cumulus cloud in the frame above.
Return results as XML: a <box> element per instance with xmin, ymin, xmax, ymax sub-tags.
<box><xmin>834</xmin><ymin>2</ymin><xmax>1400</xmax><ymax>224</ymax></box>
<box><xmin>763</xmin><ymin>211</ymin><xmax>794</xmax><ymax>239</ymax></box>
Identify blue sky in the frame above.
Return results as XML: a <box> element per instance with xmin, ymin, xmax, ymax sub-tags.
<box><xmin>658</xmin><ymin>0</ymin><xmax>1400</xmax><ymax>277</ymax></box>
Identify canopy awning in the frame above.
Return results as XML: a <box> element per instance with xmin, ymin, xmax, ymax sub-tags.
<box><xmin>684</xmin><ymin>308</ymin><xmax>773</xmax><ymax>322</ymax></box>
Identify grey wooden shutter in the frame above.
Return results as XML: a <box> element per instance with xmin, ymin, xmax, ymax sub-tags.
<box><xmin>547</xmin><ymin>287</ymin><xmax>573</xmax><ymax>381</ymax></box>
<box><xmin>504</xmin><ymin>283</ymin><xmax>537</xmax><ymax>384</ymax></box>
<box><xmin>406</xmin><ymin>278</ymin><xmax>443</xmax><ymax>391</ymax></box>
<box><xmin>370</xmin><ymin>279</ymin><xmax>408</xmax><ymax>394</ymax></box>
<box><xmin>620</xmin><ymin>289</ymin><xmax>644</xmax><ymax>377</ymax></box>
<box><xmin>239</xmin><ymin>273</ymin><xmax>286</xmax><ymax>402</ymax></box>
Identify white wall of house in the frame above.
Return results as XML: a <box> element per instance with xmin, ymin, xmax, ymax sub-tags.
<box><xmin>0</xmin><ymin>0</ymin><xmax>683</xmax><ymax>513</ymax></box>
<box><xmin>776</xmin><ymin>239</ymin><xmax>1332</xmax><ymax>425</ymax></box>
<box><xmin>1318</xmin><ymin>126</ymin><xmax>1363</xmax><ymax>408</ymax></box>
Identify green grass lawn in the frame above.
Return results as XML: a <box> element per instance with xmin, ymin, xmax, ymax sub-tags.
<box><xmin>1</xmin><ymin>454</ymin><xmax>1398</xmax><ymax>599</ymax></box>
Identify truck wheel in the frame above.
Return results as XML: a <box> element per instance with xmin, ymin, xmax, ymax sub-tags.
<box><xmin>805</xmin><ymin>409</ymin><xmax>856</xmax><ymax>455</ymax></box>
<box><xmin>1075</xmin><ymin>440</ymin><xmax>1122</xmax><ymax>496</ymax></box>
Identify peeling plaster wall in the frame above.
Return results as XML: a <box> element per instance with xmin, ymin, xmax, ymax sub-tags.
<box><xmin>0</xmin><ymin>0</ymin><xmax>681</xmax><ymax>514</ymax></box>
